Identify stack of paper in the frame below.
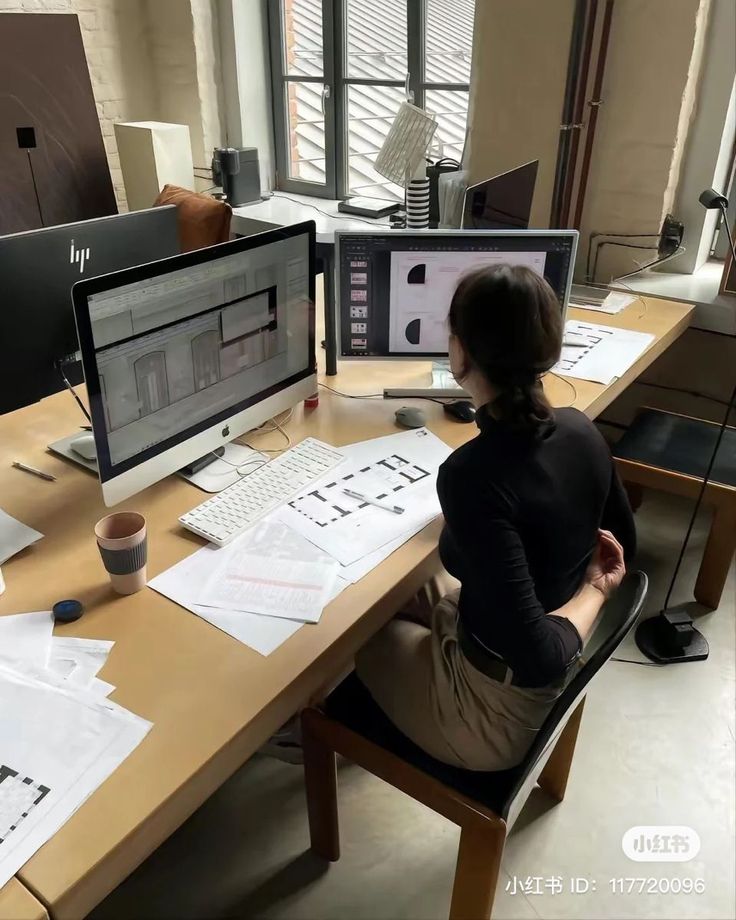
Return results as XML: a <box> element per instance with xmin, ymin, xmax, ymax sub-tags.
<box><xmin>150</xmin><ymin>427</ymin><xmax>453</xmax><ymax>656</ymax></box>
<box><xmin>554</xmin><ymin>319</ymin><xmax>655</xmax><ymax>385</ymax></box>
<box><xmin>0</xmin><ymin>611</ymin><xmax>151</xmax><ymax>889</ymax></box>
<box><xmin>0</xmin><ymin>612</ymin><xmax>116</xmax><ymax>698</ymax></box>
<box><xmin>198</xmin><ymin>553</ymin><xmax>339</xmax><ymax>624</ymax></box>
<box><xmin>150</xmin><ymin>520</ymin><xmax>348</xmax><ymax>656</ymax></box>
<box><xmin>0</xmin><ymin>509</ymin><xmax>43</xmax><ymax>565</ymax></box>
<box><xmin>573</xmin><ymin>291</ymin><xmax>637</xmax><ymax>315</ymax></box>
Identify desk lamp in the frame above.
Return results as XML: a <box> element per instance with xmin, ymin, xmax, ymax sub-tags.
<box><xmin>374</xmin><ymin>102</ymin><xmax>437</xmax><ymax>229</ymax></box>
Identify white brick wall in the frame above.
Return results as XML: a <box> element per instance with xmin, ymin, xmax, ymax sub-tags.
<box><xmin>2</xmin><ymin>0</ymin><xmax>225</xmax><ymax>210</ymax></box>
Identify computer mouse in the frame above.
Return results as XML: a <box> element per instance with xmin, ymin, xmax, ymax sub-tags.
<box><xmin>70</xmin><ymin>433</ymin><xmax>97</xmax><ymax>461</ymax></box>
<box><xmin>443</xmin><ymin>400</ymin><xmax>476</xmax><ymax>423</ymax></box>
<box><xmin>395</xmin><ymin>406</ymin><xmax>427</xmax><ymax>429</ymax></box>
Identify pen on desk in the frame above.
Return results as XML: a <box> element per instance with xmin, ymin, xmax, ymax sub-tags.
<box><xmin>12</xmin><ymin>461</ymin><xmax>56</xmax><ymax>482</ymax></box>
<box><xmin>562</xmin><ymin>339</ymin><xmax>589</xmax><ymax>349</ymax></box>
<box><xmin>343</xmin><ymin>488</ymin><xmax>404</xmax><ymax>515</ymax></box>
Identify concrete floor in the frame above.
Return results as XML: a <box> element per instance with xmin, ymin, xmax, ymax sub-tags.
<box><xmin>90</xmin><ymin>492</ymin><xmax>736</xmax><ymax>920</ymax></box>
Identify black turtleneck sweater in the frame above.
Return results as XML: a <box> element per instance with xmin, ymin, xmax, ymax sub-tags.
<box><xmin>437</xmin><ymin>406</ymin><xmax>636</xmax><ymax>688</ymax></box>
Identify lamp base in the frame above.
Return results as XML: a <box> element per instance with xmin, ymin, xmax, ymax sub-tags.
<box><xmin>635</xmin><ymin>606</ymin><xmax>709</xmax><ymax>663</ymax></box>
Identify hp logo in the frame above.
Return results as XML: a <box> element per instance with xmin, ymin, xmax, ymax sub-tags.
<box><xmin>70</xmin><ymin>240</ymin><xmax>91</xmax><ymax>274</ymax></box>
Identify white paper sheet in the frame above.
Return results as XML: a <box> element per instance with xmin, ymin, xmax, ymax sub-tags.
<box><xmin>0</xmin><ymin>611</ymin><xmax>54</xmax><ymax>669</ymax></box>
<box><xmin>48</xmin><ymin>637</ymin><xmax>114</xmax><ymax>690</ymax></box>
<box><xmin>276</xmin><ymin>428</ymin><xmax>451</xmax><ymax>566</ymax></box>
<box><xmin>199</xmin><ymin>553</ymin><xmax>338</xmax><ymax>623</ymax></box>
<box><xmin>149</xmin><ymin>520</ymin><xmax>348</xmax><ymax>655</ymax></box>
<box><xmin>0</xmin><ymin>663</ymin><xmax>150</xmax><ymax>890</ymax></box>
<box><xmin>0</xmin><ymin>509</ymin><xmax>43</xmax><ymax>564</ymax></box>
<box><xmin>89</xmin><ymin>677</ymin><xmax>116</xmax><ymax>698</ymax></box>
<box><xmin>553</xmin><ymin>320</ymin><xmax>655</xmax><ymax>385</ymax></box>
<box><xmin>573</xmin><ymin>291</ymin><xmax>636</xmax><ymax>315</ymax></box>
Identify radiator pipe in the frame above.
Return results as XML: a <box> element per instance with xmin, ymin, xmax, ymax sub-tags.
<box><xmin>549</xmin><ymin>0</ymin><xmax>588</xmax><ymax>228</ymax></box>
<box><xmin>572</xmin><ymin>0</ymin><xmax>615</xmax><ymax>230</ymax></box>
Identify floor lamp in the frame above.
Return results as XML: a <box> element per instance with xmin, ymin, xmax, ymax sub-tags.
<box><xmin>635</xmin><ymin>188</ymin><xmax>736</xmax><ymax>663</ymax></box>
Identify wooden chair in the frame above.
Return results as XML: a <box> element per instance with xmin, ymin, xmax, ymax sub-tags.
<box><xmin>614</xmin><ymin>408</ymin><xmax>736</xmax><ymax>609</ymax></box>
<box><xmin>153</xmin><ymin>184</ymin><xmax>232</xmax><ymax>252</ymax></box>
<box><xmin>301</xmin><ymin>572</ymin><xmax>648</xmax><ymax>920</ymax></box>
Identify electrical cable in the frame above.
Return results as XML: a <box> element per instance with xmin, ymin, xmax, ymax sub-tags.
<box><xmin>318</xmin><ymin>383</ymin><xmax>461</xmax><ymax>405</ymax></box>
<box><xmin>586</xmin><ymin>230</ymin><xmax>659</xmax><ymax>282</ymax></box>
<box><xmin>591</xmin><ymin>240</ymin><xmax>657</xmax><ymax>284</ymax></box>
<box><xmin>545</xmin><ymin>371</ymin><xmax>578</xmax><ymax>407</ymax></box>
<box><xmin>613</xmin><ymin>246</ymin><xmax>685</xmax><ymax>282</ymax></box>
<box><xmin>604</xmin><ymin>276</ymin><xmax>648</xmax><ymax>319</ymax></box>
<box><xmin>272</xmin><ymin>193</ymin><xmax>394</xmax><ymax>227</ymax></box>
<box><xmin>240</xmin><ymin>417</ymin><xmax>292</xmax><ymax>453</ymax></box>
<box><xmin>26</xmin><ymin>151</ymin><xmax>45</xmax><ymax>227</ymax></box>
<box><xmin>611</xmin><ymin>657</ymin><xmax>664</xmax><ymax>667</ymax></box>
<box><xmin>636</xmin><ymin>380</ymin><xmax>736</xmax><ymax>411</ymax></box>
<box><xmin>208</xmin><ymin>453</ymin><xmax>266</xmax><ymax>477</ymax></box>
<box><xmin>318</xmin><ymin>383</ymin><xmax>391</xmax><ymax>399</ymax></box>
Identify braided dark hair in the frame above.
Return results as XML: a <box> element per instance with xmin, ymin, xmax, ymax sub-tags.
<box><xmin>448</xmin><ymin>264</ymin><xmax>563</xmax><ymax>437</ymax></box>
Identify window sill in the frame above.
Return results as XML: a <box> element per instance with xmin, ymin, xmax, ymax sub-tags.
<box><xmin>611</xmin><ymin>260</ymin><xmax>735</xmax><ymax>335</ymax></box>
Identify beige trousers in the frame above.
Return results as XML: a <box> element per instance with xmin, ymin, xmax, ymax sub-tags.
<box><xmin>355</xmin><ymin>577</ymin><xmax>565</xmax><ymax>772</ymax></box>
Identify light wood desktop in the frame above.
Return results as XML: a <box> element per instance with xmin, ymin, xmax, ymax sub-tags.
<box><xmin>0</xmin><ymin>298</ymin><xmax>692</xmax><ymax>919</ymax></box>
<box><xmin>0</xmin><ymin>881</ymin><xmax>48</xmax><ymax>920</ymax></box>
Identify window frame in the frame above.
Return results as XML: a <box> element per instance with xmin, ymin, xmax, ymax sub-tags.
<box><xmin>268</xmin><ymin>0</ymin><xmax>472</xmax><ymax>200</ymax></box>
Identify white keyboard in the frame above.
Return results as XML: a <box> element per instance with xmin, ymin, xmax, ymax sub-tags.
<box><xmin>179</xmin><ymin>437</ymin><xmax>345</xmax><ymax>546</ymax></box>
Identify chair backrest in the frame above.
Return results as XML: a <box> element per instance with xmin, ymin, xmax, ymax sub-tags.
<box><xmin>153</xmin><ymin>184</ymin><xmax>232</xmax><ymax>252</ymax></box>
<box><xmin>499</xmin><ymin>571</ymin><xmax>648</xmax><ymax>824</ymax></box>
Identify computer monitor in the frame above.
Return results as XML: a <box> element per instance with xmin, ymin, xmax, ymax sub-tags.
<box><xmin>0</xmin><ymin>206</ymin><xmax>179</xmax><ymax>415</ymax></box>
<box><xmin>72</xmin><ymin>220</ymin><xmax>316</xmax><ymax>506</ymax></box>
<box><xmin>336</xmin><ymin>229</ymin><xmax>578</xmax><ymax>359</ymax></box>
<box><xmin>461</xmin><ymin>160</ymin><xmax>539</xmax><ymax>231</ymax></box>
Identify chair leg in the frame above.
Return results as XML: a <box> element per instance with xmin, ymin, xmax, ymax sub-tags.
<box><xmin>449</xmin><ymin>823</ymin><xmax>506</xmax><ymax>920</ymax></box>
<box><xmin>302</xmin><ymin>721</ymin><xmax>340</xmax><ymax>861</ymax></box>
<box><xmin>537</xmin><ymin>698</ymin><xmax>585</xmax><ymax>803</ymax></box>
<box><xmin>694</xmin><ymin>506</ymin><xmax>736</xmax><ymax>610</ymax></box>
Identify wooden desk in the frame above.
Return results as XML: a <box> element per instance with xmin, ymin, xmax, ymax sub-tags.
<box><xmin>0</xmin><ymin>880</ymin><xmax>48</xmax><ymax>920</ymax></box>
<box><xmin>0</xmin><ymin>298</ymin><xmax>691</xmax><ymax>919</ymax></box>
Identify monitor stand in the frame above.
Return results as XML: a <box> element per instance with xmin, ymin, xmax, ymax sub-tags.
<box><xmin>383</xmin><ymin>360</ymin><xmax>468</xmax><ymax>399</ymax></box>
<box><xmin>47</xmin><ymin>435</ymin><xmax>264</xmax><ymax>494</ymax></box>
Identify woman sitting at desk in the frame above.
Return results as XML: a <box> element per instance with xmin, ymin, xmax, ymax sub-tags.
<box><xmin>356</xmin><ymin>264</ymin><xmax>636</xmax><ymax>771</ymax></box>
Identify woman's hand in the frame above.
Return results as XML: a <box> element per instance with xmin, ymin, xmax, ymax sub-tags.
<box><xmin>586</xmin><ymin>529</ymin><xmax>626</xmax><ymax>599</ymax></box>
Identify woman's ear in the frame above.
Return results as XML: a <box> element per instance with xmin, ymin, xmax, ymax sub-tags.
<box><xmin>448</xmin><ymin>333</ymin><xmax>468</xmax><ymax>383</ymax></box>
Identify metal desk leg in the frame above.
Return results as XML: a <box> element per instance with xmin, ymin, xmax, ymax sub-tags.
<box><xmin>319</xmin><ymin>243</ymin><xmax>338</xmax><ymax>376</ymax></box>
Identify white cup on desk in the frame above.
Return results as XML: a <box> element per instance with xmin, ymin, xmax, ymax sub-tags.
<box><xmin>94</xmin><ymin>512</ymin><xmax>148</xmax><ymax>595</ymax></box>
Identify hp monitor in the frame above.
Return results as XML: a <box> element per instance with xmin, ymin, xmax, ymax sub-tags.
<box><xmin>337</xmin><ymin>229</ymin><xmax>578</xmax><ymax>360</ymax></box>
<box><xmin>72</xmin><ymin>220</ymin><xmax>316</xmax><ymax>506</ymax></box>
<box><xmin>0</xmin><ymin>206</ymin><xmax>179</xmax><ymax>415</ymax></box>
<box><xmin>461</xmin><ymin>160</ymin><xmax>539</xmax><ymax>231</ymax></box>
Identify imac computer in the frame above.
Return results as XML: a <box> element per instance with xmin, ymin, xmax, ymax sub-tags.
<box><xmin>336</xmin><ymin>228</ymin><xmax>578</xmax><ymax>396</ymax></box>
<box><xmin>0</xmin><ymin>206</ymin><xmax>179</xmax><ymax>415</ymax></box>
<box><xmin>72</xmin><ymin>220</ymin><xmax>316</xmax><ymax>506</ymax></box>
<box><xmin>461</xmin><ymin>160</ymin><xmax>539</xmax><ymax>231</ymax></box>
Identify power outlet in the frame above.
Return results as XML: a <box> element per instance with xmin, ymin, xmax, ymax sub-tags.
<box><xmin>658</xmin><ymin>213</ymin><xmax>684</xmax><ymax>257</ymax></box>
